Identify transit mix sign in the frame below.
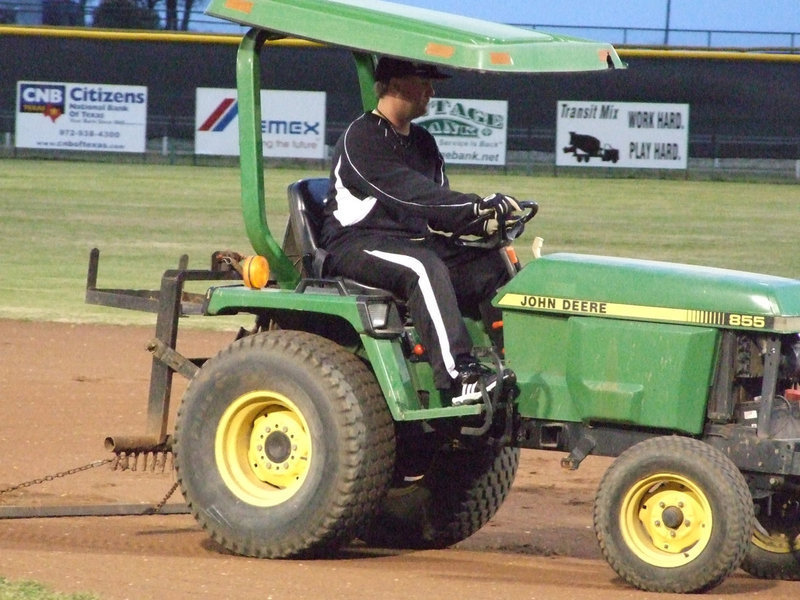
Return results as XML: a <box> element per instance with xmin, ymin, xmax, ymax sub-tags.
<box><xmin>15</xmin><ymin>81</ymin><xmax>147</xmax><ymax>153</ymax></box>
<box><xmin>556</xmin><ymin>100</ymin><xmax>689</xmax><ymax>170</ymax></box>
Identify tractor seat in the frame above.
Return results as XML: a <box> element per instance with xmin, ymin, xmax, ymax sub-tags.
<box><xmin>287</xmin><ymin>177</ymin><xmax>331</xmax><ymax>279</ymax></box>
<box><xmin>286</xmin><ymin>178</ymin><xmax>403</xmax><ymax>302</ymax></box>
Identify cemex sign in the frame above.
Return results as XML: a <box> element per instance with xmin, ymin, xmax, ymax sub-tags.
<box><xmin>195</xmin><ymin>88</ymin><xmax>325</xmax><ymax>159</ymax></box>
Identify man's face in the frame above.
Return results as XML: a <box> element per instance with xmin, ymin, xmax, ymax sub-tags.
<box><xmin>390</xmin><ymin>75</ymin><xmax>435</xmax><ymax>120</ymax></box>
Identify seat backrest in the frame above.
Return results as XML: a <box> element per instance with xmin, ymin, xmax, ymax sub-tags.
<box><xmin>286</xmin><ymin>178</ymin><xmax>408</xmax><ymax>317</ymax></box>
<box><xmin>287</xmin><ymin>178</ymin><xmax>330</xmax><ymax>277</ymax></box>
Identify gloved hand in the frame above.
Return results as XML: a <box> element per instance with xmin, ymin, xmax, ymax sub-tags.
<box><xmin>462</xmin><ymin>215</ymin><xmax>498</xmax><ymax>237</ymax></box>
<box><xmin>475</xmin><ymin>193</ymin><xmax>521</xmax><ymax>217</ymax></box>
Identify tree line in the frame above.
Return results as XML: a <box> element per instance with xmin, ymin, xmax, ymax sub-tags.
<box><xmin>0</xmin><ymin>0</ymin><xmax>196</xmax><ymax>30</ymax></box>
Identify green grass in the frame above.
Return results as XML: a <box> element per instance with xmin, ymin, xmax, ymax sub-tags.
<box><xmin>0</xmin><ymin>159</ymin><xmax>798</xmax><ymax>327</ymax></box>
<box><xmin>0</xmin><ymin>578</ymin><xmax>98</xmax><ymax>600</ymax></box>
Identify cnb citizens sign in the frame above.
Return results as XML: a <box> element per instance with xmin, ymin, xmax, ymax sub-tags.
<box><xmin>16</xmin><ymin>81</ymin><xmax>147</xmax><ymax>153</ymax></box>
<box><xmin>556</xmin><ymin>101</ymin><xmax>689</xmax><ymax>170</ymax></box>
<box><xmin>416</xmin><ymin>98</ymin><xmax>508</xmax><ymax>166</ymax></box>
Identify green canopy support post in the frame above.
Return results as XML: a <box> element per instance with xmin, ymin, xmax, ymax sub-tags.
<box><xmin>352</xmin><ymin>51</ymin><xmax>378</xmax><ymax>112</ymax></box>
<box><xmin>236</xmin><ymin>28</ymin><xmax>301</xmax><ymax>289</ymax></box>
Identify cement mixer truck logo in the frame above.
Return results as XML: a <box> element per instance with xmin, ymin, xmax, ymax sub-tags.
<box><xmin>563</xmin><ymin>132</ymin><xmax>619</xmax><ymax>164</ymax></box>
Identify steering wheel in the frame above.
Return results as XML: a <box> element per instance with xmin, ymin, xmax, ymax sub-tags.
<box><xmin>453</xmin><ymin>200</ymin><xmax>538</xmax><ymax>249</ymax></box>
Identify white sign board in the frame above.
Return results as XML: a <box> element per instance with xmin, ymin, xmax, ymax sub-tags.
<box><xmin>16</xmin><ymin>81</ymin><xmax>147</xmax><ymax>153</ymax></box>
<box><xmin>416</xmin><ymin>98</ymin><xmax>507</xmax><ymax>166</ymax></box>
<box><xmin>556</xmin><ymin>101</ymin><xmax>689</xmax><ymax>170</ymax></box>
<box><xmin>195</xmin><ymin>88</ymin><xmax>326</xmax><ymax>159</ymax></box>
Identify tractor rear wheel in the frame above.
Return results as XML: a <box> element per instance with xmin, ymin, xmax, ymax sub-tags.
<box><xmin>741</xmin><ymin>493</ymin><xmax>800</xmax><ymax>580</ymax></box>
<box><xmin>593</xmin><ymin>436</ymin><xmax>753</xmax><ymax>593</ymax></box>
<box><xmin>174</xmin><ymin>330</ymin><xmax>395</xmax><ymax>558</ymax></box>
<box><xmin>362</xmin><ymin>441</ymin><xmax>520</xmax><ymax>549</ymax></box>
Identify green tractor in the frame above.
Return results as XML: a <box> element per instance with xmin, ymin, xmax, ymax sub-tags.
<box><xmin>86</xmin><ymin>0</ymin><xmax>800</xmax><ymax>593</ymax></box>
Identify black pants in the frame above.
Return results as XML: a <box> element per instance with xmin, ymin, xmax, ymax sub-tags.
<box><xmin>327</xmin><ymin>233</ymin><xmax>508</xmax><ymax>389</ymax></box>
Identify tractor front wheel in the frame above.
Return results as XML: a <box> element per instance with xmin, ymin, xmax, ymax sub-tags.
<box><xmin>593</xmin><ymin>436</ymin><xmax>753</xmax><ymax>593</ymax></box>
<box><xmin>741</xmin><ymin>493</ymin><xmax>800</xmax><ymax>580</ymax></box>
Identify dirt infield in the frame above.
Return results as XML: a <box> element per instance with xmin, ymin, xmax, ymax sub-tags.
<box><xmin>1</xmin><ymin>318</ymin><xmax>798</xmax><ymax>599</ymax></box>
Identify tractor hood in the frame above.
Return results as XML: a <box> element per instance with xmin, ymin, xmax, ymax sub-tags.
<box><xmin>497</xmin><ymin>253</ymin><xmax>800</xmax><ymax>333</ymax></box>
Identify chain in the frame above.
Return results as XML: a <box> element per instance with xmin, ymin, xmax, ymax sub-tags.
<box><xmin>1</xmin><ymin>458</ymin><xmax>182</xmax><ymax>516</ymax></box>
<box><xmin>149</xmin><ymin>480</ymin><xmax>180</xmax><ymax>514</ymax></box>
<box><xmin>0</xmin><ymin>459</ymin><xmax>114</xmax><ymax>496</ymax></box>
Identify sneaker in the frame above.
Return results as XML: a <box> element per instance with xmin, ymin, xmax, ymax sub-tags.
<box><xmin>451</xmin><ymin>372</ymin><xmax>500</xmax><ymax>406</ymax></box>
<box><xmin>454</xmin><ymin>357</ymin><xmax>492</xmax><ymax>381</ymax></box>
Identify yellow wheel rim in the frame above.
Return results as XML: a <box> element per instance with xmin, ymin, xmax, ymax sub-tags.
<box><xmin>620</xmin><ymin>472</ymin><xmax>713</xmax><ymax>567</ymax></box>
<box><xmin>752</xmin><ymin>520</ymin><xmax>800</xmax><ymax>554</ymax></box>
<box><xmin>215</xmin><ymin>390</ymin><xmax>312</xmax><ymax>507</ymax></box>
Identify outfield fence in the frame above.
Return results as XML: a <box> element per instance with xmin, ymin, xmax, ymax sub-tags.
<box><xmin>2</xmin><ymin>27</ymin><xmax>800</xmax><ymax>181</ymax></box>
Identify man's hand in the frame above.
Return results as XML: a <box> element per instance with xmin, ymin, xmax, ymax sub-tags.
<box><xmin>476</xmin><ymin>193</ymin><xmax>521</xmax><ymax>217</ymax></box>
<box><xmin>479</xmin><ymin>217</ymin><xmax>499</xmax><ymax>236</ymax></box>
<box><xmin>460</xmin><ymin>215</ymin><xmax>498</xmax><ymax>238</ymax></box>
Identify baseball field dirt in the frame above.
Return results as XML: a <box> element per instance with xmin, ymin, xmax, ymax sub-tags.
<box><xmin>1</xmin><ymin>319</ymin><xmax>797</xmax><ymax>599</ymax></box>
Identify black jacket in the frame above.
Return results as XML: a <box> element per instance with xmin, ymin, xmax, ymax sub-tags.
<box><xmin>321</xmin><ymin>111</ymin><xmax>479</xmax><ymax>247</ymax></box>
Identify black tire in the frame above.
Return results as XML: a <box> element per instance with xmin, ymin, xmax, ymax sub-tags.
<box><xmin>173</xmin><ymin>330</ymin><xmax>395</xmax><ymax>558</ymax></box>
<box><xmin>741</xmin><ymin>494</ymin><xmax>800</xmax><ymax>580</ymax></box>
<box><xmin>363</xmin><ymin>443</ymin><xmax>520</xmax><ymax>549</ymax></box>
<box><xmin>593</xmin><ymin>436</ymin><xmax>754</xmax><ymax>593</ymax></box>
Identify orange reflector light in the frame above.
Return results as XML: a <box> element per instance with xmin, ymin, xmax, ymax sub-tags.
<box><xmin>413</xmin><ymin>344</ymin><xmax>426</xmax><ymax>356</ymax></box>
<box><xmin>425</xmin><ymin>42</ymin><xmax>455</xmax><ymax>58</ymax></box>
<box><xmin>224</xmin><ymin>0</ymin><xmax>253</xmax><ymax>12</ymax></box>
<box><xmin>241</xmin><ymin>255</ymin><xmax>269</xmax><ymax>289</ymax></box>
<box><xmin>490</xmin><ymin>52</ymin><xmax>513</xmax><ymax>65</ymax></box>
<box><xmin>491</xmin><ymin>321</ymin><xmax>503</xmax><ymax>330</ymax></box>
<box><xmin>505</xmin><ymin>246</ymin><xmax>518</xmax><ymax>265</ymax></box>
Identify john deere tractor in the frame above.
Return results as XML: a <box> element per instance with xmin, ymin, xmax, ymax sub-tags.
<box><xmin>86</xmin><ymin>0</ymin><xmax>800</xmax><ymax>593</ymax></box>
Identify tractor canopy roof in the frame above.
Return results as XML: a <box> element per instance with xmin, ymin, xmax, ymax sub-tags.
<box><xmin>205</xmin><ymin>0</ymin><xmax>625</xmax><ymax>73</ymax></box>
<box><xmin>203</xmin><ymin>0</ymin><xmax>625</xmax><ymax>287</ymax></box>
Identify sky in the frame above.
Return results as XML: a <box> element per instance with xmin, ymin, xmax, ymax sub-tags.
<box><xmin>387</xmin><ymin>0</ymin><xmax>800</xmax><ymax>48</ymax></box>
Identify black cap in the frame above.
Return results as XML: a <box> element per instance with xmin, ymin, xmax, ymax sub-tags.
<box><xmin>374</xmin><ymin>57</ymin><xmax>451</xmax><ymax>83</ymax></box>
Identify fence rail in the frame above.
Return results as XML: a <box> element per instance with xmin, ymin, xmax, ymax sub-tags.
<box><xmin>516</xmin><ymin>23</ymin><xmax>800</xmax><ymax>51</ymax></box>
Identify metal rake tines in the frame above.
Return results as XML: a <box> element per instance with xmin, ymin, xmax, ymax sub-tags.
<box><xmin>110</xmin><ymin>451</ymin><xmax>174</xmax><ymax>473</ymax></box>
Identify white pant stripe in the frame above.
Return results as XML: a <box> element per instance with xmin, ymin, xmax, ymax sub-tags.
<box><xmin>365</xmin><ymin>249</ymin><xmax>458</xmax><ymax>379</ymax></box>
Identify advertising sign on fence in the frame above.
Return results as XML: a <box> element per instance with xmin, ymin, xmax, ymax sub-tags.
<box><xmin>15</xmin><ymin>81</ymin><xmax>148</xmax><ymax>153</ymax></box>
<box><xmin>556</xmin><ymin>101</ymin><xmax>689</xmax><ymax>170</ymax></box>
<box><xmin>195</xmin><ymin>88</ymin><xmax>326</xmax><ymax>159</ymax></box>
<box><xmin>415</xmin><ymin>98</ymin><xmax>508</xmax><ymax>166</ymax></box>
